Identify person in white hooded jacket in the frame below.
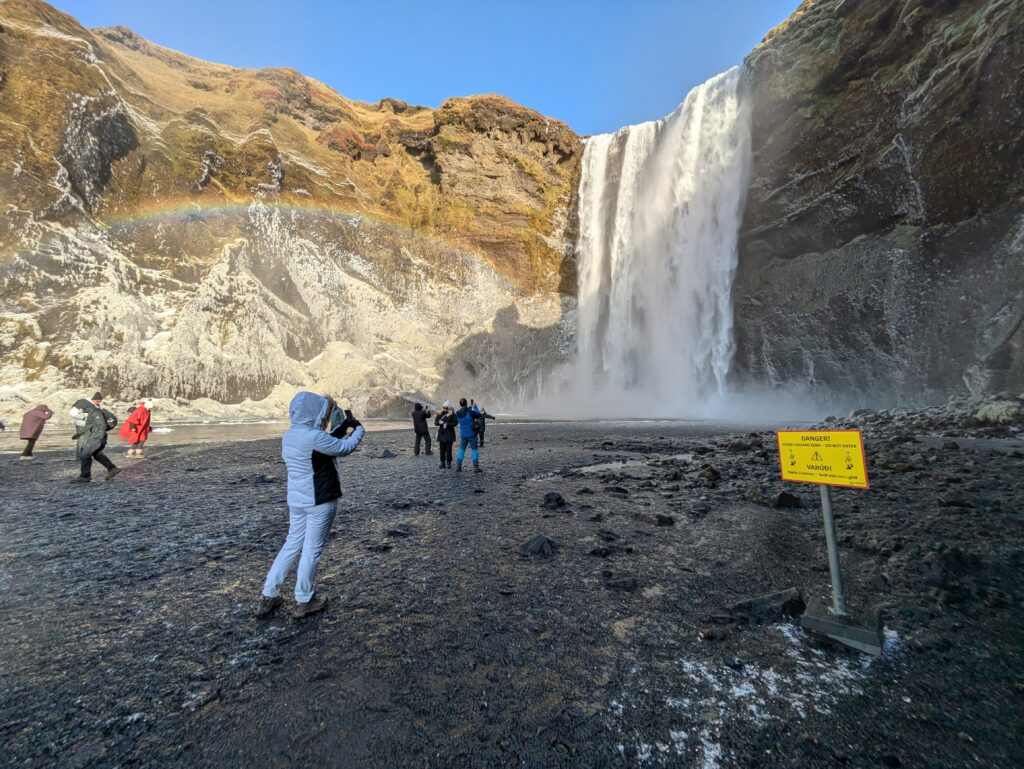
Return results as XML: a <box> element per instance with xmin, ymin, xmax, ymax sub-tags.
<box><xmin>257</xmin><ymin>392</ymin><xmax>364</xmax><ymax>618</ymax></box>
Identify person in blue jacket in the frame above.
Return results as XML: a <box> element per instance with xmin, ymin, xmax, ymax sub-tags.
<box><xmin>454</xmin><ymin>397</ymin><xmax>482</xmax><ymax>474</ymax></box>
<box><xmin>257</xmin><ymin>392</ymin><xmax>365</xmax><ymax>619</ymax></box>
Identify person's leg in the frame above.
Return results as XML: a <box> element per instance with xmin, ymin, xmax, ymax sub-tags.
<box><xmin>94</xmin><ymin>448</ymin><xmax>116</xmax><ymax>471</ymax></box>
<box><xmin>478</xmin><ymin>430</ymin><xmax>485</xmax><ymax>448</ymax></box>
<box><xmin>262</xmin><ymin>506</ymin><xmax>308</xmax><ymax>598</ymax></box>
<box><xmin>471</xmin><ymin>436</ymin><xmax>480</xmax><ymax>470</ymax></box>
<box><xmin>424</xmin><ymin>432</ymin><xmax>432</xmax><ymax>455</ymax></box>
<box><xmin>80</xmin><ymin>453</ymin><xmax>93</xmax><ymax>478</ymax></box>
<box><xmin>295</xmin><ymin>500</ymin><xmax>338</xmax><ymax>602</ymax></box>
<box><xmin>21</xmin><ymin>438</ymin><xmax>35</xmax><ymax>457</ymax></box>
<box><xmin>414</xmin><ymin>432</ymin><xmax>422</xmax><ymax>456</ymax></box>
<box><xmin>136</xmin><ymin>440</ymin><xmax>145</xmax><ymax>458</ymax></box>
<box><xmin>439</xmin><ymin>440</ymin><xmax>446</xmax><ymax>468</ymax></box>
<box><xmin>457</xmin><ymin>437</ymin><xmax>469</xmax><ymax>470</ymax></box>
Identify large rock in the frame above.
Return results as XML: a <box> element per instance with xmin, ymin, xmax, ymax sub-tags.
<box><xmin>733</xmin><ymin>0</ymin><xmax>1024</xmax><ymax>405</ymax></box>
<box><xmin>0</xmin><ymin>0</ymin><xmax>581</xmax><ymax>412</ymax></box>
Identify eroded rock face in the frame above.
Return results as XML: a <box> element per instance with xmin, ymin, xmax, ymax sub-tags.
<box><xmin>0</xmin><ymin>0</ymin><xmax>581</xmax><ymax>412</ymax></box>
<box><xmin>733</xmin><ymin>0</ymin><xmax>1024</xmax><ymax>406</ymax></box>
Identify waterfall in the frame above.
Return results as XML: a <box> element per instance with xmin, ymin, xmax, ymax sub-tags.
<box><xmin>573</xmin><ymin>66</ymin><xmax>751</xmax><ymax>416</ymax></box>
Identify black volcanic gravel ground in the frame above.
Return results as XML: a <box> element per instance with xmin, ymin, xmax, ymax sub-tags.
<box><xmin>1</xmin><ymin>419</ymin><xmax>1022</xmax><ymax>769</ymax></box>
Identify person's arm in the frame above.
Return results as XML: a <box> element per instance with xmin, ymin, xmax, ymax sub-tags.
<box><xmin>312</xmin><ymin>424</ymin><xmax>365</xmax><ymax>457</ymax></box>
<box><xmin>484</xmin><ymin>411</ymin><xmax>495</xmax><ymax>420</ymax></box>
<box><xmin>434</xmin><ymin>413</ymin><xmax>443</xmax><ymax>426</ymax></box>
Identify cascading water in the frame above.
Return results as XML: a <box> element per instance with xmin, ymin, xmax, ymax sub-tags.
<box><xmin>573</xmin><ymin>66</ymin><xmax>751</xmax><ymax>416</ymax></box>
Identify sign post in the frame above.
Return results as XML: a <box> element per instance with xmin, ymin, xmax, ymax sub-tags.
<box><xmin>776</xmin><ymin>430</ymin><xmax>883</xmax><ymax>654</ymax></box>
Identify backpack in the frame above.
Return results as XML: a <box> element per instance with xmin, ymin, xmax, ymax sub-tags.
<box><xmin>471</xmin><ymin>411</ymin><xmax>483</xmax><ymax>435</ymax></box>
<box><xmin>102</xmin><ymin>409</ymin><xmax>118</xmax><ymax>431</ymax></box>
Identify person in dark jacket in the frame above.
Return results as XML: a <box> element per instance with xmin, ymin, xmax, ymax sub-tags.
<box><xmin>455</xmin><ymin>398</ymin><xmax>482</xmax><ymax>473</ymax></box>
<box><xmin>18</xmin><ymin>404</ymin><xmax>53</xmax><ymax>459</ymax></box>
<box><xmin>470</xmin><ymin>400</ymin><xmax>496</xmax><ymax>447</ymax></box>
<box><xmin>411</xmin><ymin>402</ymin><xmax>433</xmax><ymax>456</ymax></box>
<box><xmin>258</xmin><ymin>392</ymin><xmax>364</xmax><ymax>619</ymax></box>
<box><xmin>434</xmin><ymin>400</ymin><xmax>457</xmax><ymax>469</ymax></box>
<box><xmin>69</xmin><ymin>393</ymin><xmax>119</xmax><ymax>482</ymax></box>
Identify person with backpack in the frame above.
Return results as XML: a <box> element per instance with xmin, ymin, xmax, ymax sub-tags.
<box><xmin>119</xmin><ymin>399</ymin><xmax>154</xmax><ymax>458</ymax></box>
<box><xmin>454</xmin><ymin>398</ymin><xmax>482</xmax><ymax>473</ymax></box>
<box><xmin>69</xmin><ymin>392</ymin><xmax>119</xmax><ymax>482</ymax></box>
<box><xmin>257</xmin><ymin>393</ymin><xmax>365</xmax><ymax>619</ymax></box>
<box><xmin>411</xmin><ymin>402</ymin><xmax>433</xmax><ymax>456</ymax></box>
<box><xmin>470</xmin><ymin>400</ymin><xmax>496</xmax><ymax>447</ymax></box>
<box><xmin>18</xmin><ymin>403</ymin><xmax>53</xmax><ymax>460</ymax></box>
<box><xmin>434</xmin><ymin>400</ymin><xmax>457</xmax><ymax>469</ymax></box>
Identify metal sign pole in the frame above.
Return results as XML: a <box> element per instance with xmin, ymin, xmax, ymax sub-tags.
<box><xmin>819</xmin><ymin>484</ymin><xmax>847</xmax><ymax>616</ymax></box>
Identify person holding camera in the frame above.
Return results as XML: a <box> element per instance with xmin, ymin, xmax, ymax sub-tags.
<box><xmin>434</xmin><ymin>400</ymin><xmax>457</xmax><ymax>469</ymax></box>
<box><xmin>411</xmin><ymin>402</ymin><xmax>433</xmax><ymax>456</ymax></box>
<box><xmin>257</xmin><ymin>392</ymin><xmax>364</xmax><ymax>619</ymax></box>
<box><xmin>454</xmin><ymin>397</ymin><xmax>482</xmax><ymax>473</ymax></box>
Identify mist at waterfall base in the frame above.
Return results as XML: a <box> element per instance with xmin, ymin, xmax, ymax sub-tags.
<box><xmin>537</xmin><ymin>67</ymin><xmax>823</xmax><ymax>423</ymax></box>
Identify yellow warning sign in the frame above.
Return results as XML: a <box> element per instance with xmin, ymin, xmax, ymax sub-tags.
<box><xmin>776</xmin><ymin>430</ymin><xmax>869</xmax><ymax>489</ymax></box>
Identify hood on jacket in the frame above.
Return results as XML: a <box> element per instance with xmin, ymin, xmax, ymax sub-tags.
<box><xmin>289</xmin><ymin>391</ymin><xmax>330</xmax><ymax>429</ymax></box>
<box><xmin>33</xmin><ymin>404</ymin><xmax>51</xmax><ymax>416</ymax></box>
<box><xmin>73</xmin><ymin>398</ymin><xmax>97</xmax><ymax>413</ymax></box>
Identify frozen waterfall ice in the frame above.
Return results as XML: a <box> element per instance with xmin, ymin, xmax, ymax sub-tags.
<box><xmin>572</xmin><ymin>66</ymin><xmax>751</xmax><ymax>416</ymax></box>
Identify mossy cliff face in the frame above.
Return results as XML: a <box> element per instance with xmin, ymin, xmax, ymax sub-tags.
<box><xmin>0</xmin><ymin>0</ymin><xmax>580</xmax><ymax>411</ymax></box>
<box><xmin>733</xmin><ymin>0</ymin><xmax>1024</xmax><ymax>405</ymax></box>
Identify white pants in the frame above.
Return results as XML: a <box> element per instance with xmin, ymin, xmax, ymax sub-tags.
<box><xmin>261</xmin><ymin>500</ymin><xmax>337</xmax><ymax>603</ymax></box>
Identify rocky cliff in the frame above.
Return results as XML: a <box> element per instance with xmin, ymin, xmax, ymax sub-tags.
<box><xmin>0</xmin><ymin>0</ymin><xmax>579</xmax><ymax>416</ymax></box>
<box><xmin>733</xmin><ymin>0</ymin><xmax>1023</xmax><ymax>406</ymax></box>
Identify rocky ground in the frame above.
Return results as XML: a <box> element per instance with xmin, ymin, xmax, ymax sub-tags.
<box><xmin>1</xmin><ymin>405</ymin><xmax>1023</xmax><ymax>768</ymax></box>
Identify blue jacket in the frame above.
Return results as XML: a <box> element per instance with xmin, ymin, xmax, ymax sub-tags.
<box><xmin>455</xmin><ymin>405</ymin><xmax>480</xmax><ymax>440</ymax></box>
<box><xmin>282</xmin><ymin>392</ymin><xmax>364</xmax><ymax>507</ymax></box>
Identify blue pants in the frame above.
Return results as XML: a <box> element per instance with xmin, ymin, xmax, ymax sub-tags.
<box><xmin>457</xmin><ymin>435</ymin><xmax>479</xmax><ymax>467</ymax></box>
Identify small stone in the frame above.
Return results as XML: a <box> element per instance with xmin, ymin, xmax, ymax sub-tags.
<box><xmin>380</xmin><ymin>449</ymin><xmax>398</xmax><ymax>458</ymax></box>
<box><xmin>655</xmin><ymin>514</ymin><xmax>675</xmax><ymax>527</ymax></box>
<box><xmin>698</xmin><ymin>466</ymin><xmax>721</xmax><ymax>482</ymax></box>
<box><xmin>576</xmin><ymin>487</ymin><xmax>594</xmax><ymax>495</ymax></box>
<box><xmin>605</xmin><ymin>575</ymin><xmax>638</xmax><ymax>592</ymax></box>
<box><xmin>519</xmin><ymin>534</ymin><xmax>560</xmax><ymax>558</ymax></box>
<box><xmin>542</xmin><ymin>492</ymin><xmax>567</xmax><ymax>510</ymax></box>
<box><xmin>775</xmin><ymin>491</ymin><xmax>802</xmax><ymax>509</ymax></box>
<box><xmin>386</xmin><ymin>524</ymin><xmax>412</xmax><ymax>537</ymax></box>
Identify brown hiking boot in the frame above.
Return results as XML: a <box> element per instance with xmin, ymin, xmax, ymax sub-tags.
<box><xmin>293</xmin><ymin>593</ymin><xmax>328</xmax><ymax>619</ymax></box>
<box><xmin>71</xmin><ymin>476</ymin><xmax>91</xmax><ymax>483</ymax></box>
<box><xmin>255</xmin><ymin>595</ymin><xmax>283</xmax><ymax>618</ymax></box>
<box><xmin>106</xmin><ymin>467</ymin><xmax>121</xmax><ymax>480</ymax></box>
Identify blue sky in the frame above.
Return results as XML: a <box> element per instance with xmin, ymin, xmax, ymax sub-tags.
<box><xmin>52</xmin><ymin>0</ymin><xmax>798</xmax><ymax>135</ymax></box>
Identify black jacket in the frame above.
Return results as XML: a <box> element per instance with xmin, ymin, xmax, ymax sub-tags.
<box><xmin>434</xmin><ymin>411</ymin><xmax>457</xmax><ymax>442</ymax></box>
<box><xmin>72</xmin><ymin>399</ymin><xmax>110</xmax><ymax>460</ymax></box>
<box><xmin>411</xmin><ymin>407</ymin><xmax>432</xmax><ymax>434</ymax></box>
<box><xmin>477</xmin><ymin>410</ymin><xmax>495</xmax><ymax>432</ymax></box>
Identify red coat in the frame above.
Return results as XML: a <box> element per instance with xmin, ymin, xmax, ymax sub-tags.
<box><xmin>19</xmin><ymin>404</ymin><xmax>53</xmax><ymax>440</ymax></box>
<box><xmin>118</xmin><ymin>404</ymin><xmax>152</xmax><ymax>444</ymax></box>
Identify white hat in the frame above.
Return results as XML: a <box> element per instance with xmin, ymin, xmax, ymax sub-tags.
<box><xmin>442</xmin><ymin>400</ymin><xmax>451</xmax><ymax>408</ymax></box>
<box><xmin>143</xmin><ymin>399</ymin><xmax>154</xmax><ymax>409</ymax></box>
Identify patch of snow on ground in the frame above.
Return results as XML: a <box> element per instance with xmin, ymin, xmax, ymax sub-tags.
<box><xmin>609</xmin><ymin>622</ymin><xmax>903</xmax><ymax>766</ymax></box>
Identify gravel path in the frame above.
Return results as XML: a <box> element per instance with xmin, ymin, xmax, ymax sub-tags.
<box><xmin>2</xmin><ymin>419</ymin><xmax>1021</xmax><ymax>768</ymax></box>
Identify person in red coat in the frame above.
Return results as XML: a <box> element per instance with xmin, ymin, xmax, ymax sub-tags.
<box><xmin>119</xmin><ymin>399</ymin><xmax>154</xmax><ymax>458</ymax></box>
<box><xmin>18</xmin><ymin>404</ymin><xmax>53</xmax><ymax>460</ymax></box>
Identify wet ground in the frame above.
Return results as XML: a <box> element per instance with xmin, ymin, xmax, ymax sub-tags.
<box><xmin>1</xmin><ymin>418</ymin><xmax>1022</xmax><ymax>768</ymax></box>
